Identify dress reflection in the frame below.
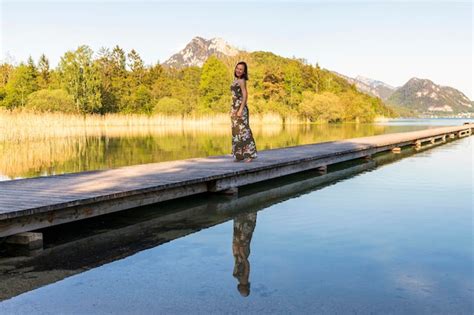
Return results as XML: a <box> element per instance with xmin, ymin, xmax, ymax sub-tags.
<box><xmin>232</xmin><ymin>212</ymin><xmax>257</xmax><ymax>297</ymax></box>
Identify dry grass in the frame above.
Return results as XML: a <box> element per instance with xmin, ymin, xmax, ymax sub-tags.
<box><xmin>0</xmin><ymin>110</ymin><xmax>397</xmax><ymax>179</ymax></box>
<box><xmin>0</xmin><ymin>110</ymin><xmax>293</xmax><ymax>177</ymax></box>
<box><xmin>0</xmin><ymin>109</ymin><xmax>299</xmax><ymax>142</ymax></box>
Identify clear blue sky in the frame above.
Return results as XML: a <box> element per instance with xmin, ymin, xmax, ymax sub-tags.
<box><xmin>1</xmin><ymin>1</ymin><xmax>472</xmax><ymax>98</ymax></box>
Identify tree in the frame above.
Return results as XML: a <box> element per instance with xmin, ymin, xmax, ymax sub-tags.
<box><xmin>96</xmin><ymin>47</ymin><xmax>125</xmax><ymax>113</ymax></box>
<box><xmin>143</xmin><ymin>62</ymin><xmax>164</xmax><ymax>87</ymax></box>
<box><xmin>151</xmin><ymin>72</ymin><xmax>174</xmax><ymax>100</ymax></box>
<box><xmin>121</xmin><ymin>84</ymin><xmax>152</xmax><ymax>114</ymax></box>
<box><xmin>283</xmin><ymin>61</ymin><xmax>304</xmax><ymax>107</ymax></box>
<box><xmin>2</xmin><ymin>63</ymin><xmax>38</xmax><ymax>108</ymax></box>
<box><xmin>262</xmin><ymin>69</ymin><xmax>285</xmax><ymax>102</ymax></box>
<box><xmin>27</xmin><ymin>56</ymin><xmax>38</xmax><ymax>79</ymax></box>
<box><xmin>127</xmin><ymin>49</ymin><xmax>144</xmax><ymax>85</ymax></box>
<box><xmin>133</xmin><ymin>85</ymin><xmax>152</xmax><ymax>113</ymax></box>
<box><xmin>112</xmin><ymin>45</ymin><xmax>127</xmax><ymax>74</ymax></box>
<box><xmin>37</xmin><ymin>54</ymin><xmax>50</xmax><ymax>89</ymax></box>
<box><xmin>0</xmin><ymin>63</ymin><xmax>14</xmax><ymax>103</ymax></box>
<box><xmin>171</xmin><ymin>66</ymin><xmax>200</xmax><ymax>113</ymax></box>
<box><xmin>298</xmin><ymin>91</ymin><xmax>343</xmax><ymax>122</ymax></box>
<box><xmin>107</xmin><ymin>45</ymin><xmax>129</xmax><ymax>112</ymax></box>
<box><xmin>58</xmin><ymin>45</ymin><xmax>102</xmax><ymax>113</ymax></box>
<box><xmin>301</xmin><ymin>64</ymin><xmax>320</xmax><ymax>93</ymax></box>
<box><xmin>339</xmin><ymin>90</ymin><xmax>375</xmax><ymax>122</ymax></box>
<box><xmin>198</xmin><ymin>56</ymin><xmax>229</xmax><ymax>113</ymax></box>
<box><xmin>0</xmin><ymin>63</ymin><xmax>13</xmax><ymax>88</ymax></box>
<box><xmin>0</xmin><ymin>45</ymin><xmax>397</xmax><ymax>120</ymax></box>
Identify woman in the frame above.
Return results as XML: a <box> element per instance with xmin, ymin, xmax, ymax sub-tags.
<box><xmin>230</xmin><ymin>61</ymin><xmax>258</xmax><ymax>162</ymax></box>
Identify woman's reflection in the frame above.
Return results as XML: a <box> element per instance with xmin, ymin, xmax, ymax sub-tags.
<box><xmin>232</xmin><ymin>212</ymin><xmax>257</xmax><ymax>297</ymax></box>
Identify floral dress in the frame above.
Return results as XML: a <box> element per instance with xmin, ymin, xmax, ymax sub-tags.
<box><xmin>230</xmin><ymin>79</ymin><xmax>258</xmax><ymax>160</ymax></box>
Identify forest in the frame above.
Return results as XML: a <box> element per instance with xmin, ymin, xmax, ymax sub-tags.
<box><xmin>0</xmin><ymin>45</ymin><xmax>398</xmax><ymax>123</ymax></box>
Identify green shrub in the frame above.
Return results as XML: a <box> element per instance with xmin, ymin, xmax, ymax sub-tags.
<box><xmin>154</xmin><ymin>97</ymin><xmax>187</xmax><ymax>116</ymax></box>
<box><xmin>25</xmin><ymin>89</ymin><xmax>77</xmax><ymax>113</ymax></box>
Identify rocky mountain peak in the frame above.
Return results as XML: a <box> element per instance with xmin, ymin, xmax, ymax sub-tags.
<box><xmin>388</xmin><ymin>77</ymin><xmax>473</xmax><ymax>114</ymax></box>
<box><xmin>355</xmin><ymin>75</ymin><xmax>395</xmax><ymax>90</ymax></box>
<box><xmin>163</xmin><ymin>36</ymin><xmax>240</xmax><ymax>68</ymax></box>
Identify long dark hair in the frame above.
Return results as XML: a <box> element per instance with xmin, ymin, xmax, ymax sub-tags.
<box><xmin>234</xmin><ymin>61</ymin><xmax>249</xmax><ymax>80</ymax></box>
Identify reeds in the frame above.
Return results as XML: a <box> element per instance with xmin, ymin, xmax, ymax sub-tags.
<box><xmin>0</xmin><ymin>110</ymin><xmax>298</xmax><ymax>142</ymax></box>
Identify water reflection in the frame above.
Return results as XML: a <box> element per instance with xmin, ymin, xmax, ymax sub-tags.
<box><xmin>0</xmin><ymin>138</ymin><xmax>471</xmax><ymax>313</ymax></box>
<box><xmin>232</xmin><ymin>213</ymin><xmax>257</xmax><ymax>297</ymax></box>
<box><xmin>0</xmin><ymin>146</ymin><xmax>426</xmax><ymax>301</ymax></box>
<box><xmin>1</xmin><ymin>122</ymin><xmax>437</xmax><ymax>180</ymax></box>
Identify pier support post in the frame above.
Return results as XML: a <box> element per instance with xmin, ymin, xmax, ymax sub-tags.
<box><xmin>316</xmin><ymin>166</ymin><xmax>327</xmax><ymax>174</ymax></box>
<box><xmin>207</xmin><ymin>179</ymin><xmax>238</xmax><ymax>195</ymax></box>
<box><xmin>5</xmin><ymin>232</ymin><xmax>43</xmax><ymax>256</ymax></box>
<box><xmin>218</xmin><ymin>187</ymin><xmax>239</xmax><ymax>195</ymax></box>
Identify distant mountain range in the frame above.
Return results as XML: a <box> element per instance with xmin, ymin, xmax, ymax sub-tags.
<box><xmin>332</xmin><ymin>73</ymin><xmax>396</xmax><ymax>101</ymax></box>
<box><xmin>338</xmin><ymin>74</ymin><xmax>473</xmax><ymax>115</ymax></box>
<box><xmin>164</xmin><ymin>36</ymin><xmax>473</xmax><ymax>115</ymax></box>
<box><xmin>387</xmin><ymin>78</ymin><xmax>473</xmax><ymax>114</ymax></box>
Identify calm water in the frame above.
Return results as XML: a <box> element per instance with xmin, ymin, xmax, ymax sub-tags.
<box><xmin>1</xmin><ymin>118</ymin><xmax>472</xmax><ymax>181</ymax></box>
<box><xmin>0</xmin><ymin>121</ymin><xmax>472</xmax><ymax>314</ymax></box>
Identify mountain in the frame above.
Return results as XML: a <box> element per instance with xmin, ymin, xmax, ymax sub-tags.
<box><xmin>387</xmin><ymin>78</ymin><xmax>473</xmax><ymax>114</ymax></box>
<box><xmin>163</xmin><ymin>37</ymin><xmax>472</xmax><ymax>117</ymax></box>
<box><xmin>334</xmin><ymin>72</ymin><xmax>472</xmax><ymax>115</ymax></box>
<box><xmin>332</xmin><ymin>72</ymin><xmax>395</xmax><ymax>100</ymax></box>
<box><xmin>353</xmin><ymin>76</ymin><xmax>396</xmax><ymax>100</ymax></box>
<box><xmin>163</xmin><ymin>37</ymin><xmax>240</xmax><ymax>68</ymax></box>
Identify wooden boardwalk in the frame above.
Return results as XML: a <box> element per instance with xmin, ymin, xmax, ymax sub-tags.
<box><xmin>0</xmin><ymin>155</ymin><xmax>398</xmax><ymax>300</ymax></box>
<box><xmin>0</xmin><ymin>123</ymin><xmax>472</xmax><ymax>238</ymax></box>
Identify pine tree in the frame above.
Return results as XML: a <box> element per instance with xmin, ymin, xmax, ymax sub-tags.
<box><xmin>112</xmin><ymin>45</ymin><xmax>127</xmax><ymax>75</ymax></box>
<box><xmin>127</xmin><ymin>49</ymin><xmax>144</xmax><ymax>85</ymax></box>
<box><xmin>37</xmin><ymin>54</ymin><xmax>50</xmax><ymax>89</ymax></box>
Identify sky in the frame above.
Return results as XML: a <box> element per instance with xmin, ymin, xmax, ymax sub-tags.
<box><xmin>1</xmin><ymin>0</ymin><xmax>472</xmax><ymax>98</ymax></box>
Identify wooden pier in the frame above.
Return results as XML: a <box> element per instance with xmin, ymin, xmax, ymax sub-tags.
<box><xmin>0</xmin><ymin>124</ymin><xmax>472</xmax><ymax>239</ymax></box>
<box><xmin>0</xmin><ymin>147</ymin><xmax>434</xmax><ymax>300</ymax></box>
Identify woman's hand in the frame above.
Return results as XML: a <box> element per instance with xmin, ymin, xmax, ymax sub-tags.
<box><xmin>232</xmin><ymin>109</ymin><xmax>243</xmax><ymax>118</ymax></box>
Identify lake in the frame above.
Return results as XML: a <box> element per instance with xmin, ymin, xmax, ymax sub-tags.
<box><xmin>1</xmin><ymin>118</ymin><xmax>472</xmax><ymax>181</ymax></box>
<box><xmin>0</xmin><ymin>118</ymin><xmax>472</xmax><ymax>314</ymax></box>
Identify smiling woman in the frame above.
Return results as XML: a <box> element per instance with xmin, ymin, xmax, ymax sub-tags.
<box><xmin>230</xmin><ymin>61</ymin><xmax>258</xmax><ymax>162</ymax></box>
